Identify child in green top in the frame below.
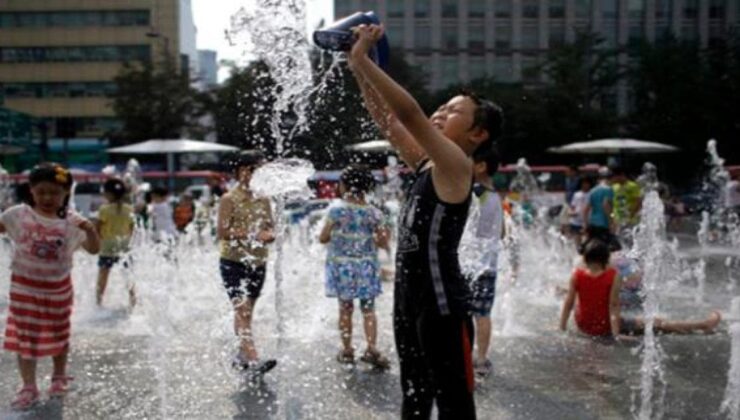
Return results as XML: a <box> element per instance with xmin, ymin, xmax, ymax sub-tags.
<box><xmin>95</xmin><ymin>178</ymin><xmax>135</xmax><ymax>307</ymax></box>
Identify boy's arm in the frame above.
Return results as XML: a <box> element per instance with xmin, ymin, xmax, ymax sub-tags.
<box><xmin>349</xmin><ymin>26</ymin><xmax>472</xmax><ymax>203</ymax></box>
<box><xmin>352</xmin><ymin>69</ymin><xmax>426</xmax><ymax>169</ymax></box>
<box><xmin>609</xmin><ymin>274</ymin><xmax>622</xmax><ymax>337</ymax></box>
<box><xmin>559</xmin><ymin>273</ymin><xmax>577</xmax><ymax>331</ymax></box>
<box><xmin>0</xmin><ymin>221</ymin><xmax>5</xmax><ymax>234</ymax></box>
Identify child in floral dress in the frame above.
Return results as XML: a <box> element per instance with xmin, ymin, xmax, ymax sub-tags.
<box><xmin>319</xmin><ymin>166</ymin><xmax>390</xmax><ymax>368</ymax></box>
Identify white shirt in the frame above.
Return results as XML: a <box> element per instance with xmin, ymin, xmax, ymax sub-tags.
<box><xmin>0</xmin><ymin>204</ymin><xmax>86</xmax><ymax>280</ymax></box>
<box><xmin>569</xmin><ymin>190</ymin><xmax>588</xmax><ymax>227</ymax></box>
<box><xmin>726</xmin><ymin>180</ymin><xmax>740</xmax><ymax>208</ymax></box>
<box><xmin>149</xmin><ymin>201</ymin><xmax>177</xmax><ymax>240</ymax></box>
<box><xmin>460</xmin><ymin>187</ymin><xmax>503</xmax><ymax>277</ymax></box>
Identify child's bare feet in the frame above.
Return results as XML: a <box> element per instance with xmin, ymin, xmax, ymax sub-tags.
<box><xmin>701</xmin><ymin>311</ymin><xmax>721</xmax><ymax>333</ymax></box>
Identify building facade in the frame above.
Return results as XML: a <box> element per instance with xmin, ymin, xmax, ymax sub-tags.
<box><xmin>197</xmin><ymin>49</ymin><xmax>218</xmax><ymax>88</ymax></box>
<box><xmin>0</xmin><ymin>0</ymin><xmax>185</xmax><ymax>166</ymax></box>
<box><xmin>334</xmin><ymin>0</ymin><xmax>739</xmax><ymax>111</ymax></box>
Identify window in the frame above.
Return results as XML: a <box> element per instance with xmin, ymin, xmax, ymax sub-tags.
<box><xmin>628</xmin><ymin>24</ymin><xmax>644</xmax><ymax>46</ymax></box>
<box><xmin>469</xmin><ymin>57</ymin><xmax>487</xmax><ymax>80</ymax></box>
<box><xmin>442</xmin><ymin>25</ymin><xmax>458</xmax><ymax>51</ymax></box>
<box><xmin>522</xmin><ymin>25</ymin><xmax>540</xmax><ymax>49</ymax></box>
<box><xmin>603</xmin><ymin>21</ymin><xmax>619</xmax><ymax>47</ymax></box>
<box><xmin>709</xmin><ymin>25</ymin><xmax>725</xmax><ymax>47</ymax></box>
<box><xmin>655</xmin><ymin>23</ymin><xmax>672</xmax><ymax>40</ymax></box>
<box><xmin>522</xmin><ymin>55</ymin><xmax>540</xmax><ymax>83</ymax></box>
<box><xmin>655</xmin><ymin>0</ymin><xmax>673</xmax><ymax>19</ymax></box>
<box><xmin>360</xmin><ymin>0</ymin><xmax>377</xmax><ymax>12</ymax></box>
<box><xmin>1</xmin><ymin>82</ymin><xmax>118</xmax><ymax>99</ymax></box>
<box><xmin>469</xmin><ymin>0</ymin><xmax>486</xmax><ymax>18</ymax></box>
<box><xmin>493</xmin><ymin>55</ymin><xmax>513</xmax><ymax>82</ymax></box>
<box><xmin>549</xmin><ymin>0</ymin><xmax>565</xmax><ymax>18</ymax></box>
<box><xmin>628</xmin><ymin>0</ymin><xmax>645</xmax><ymax>20</ymax></box>
<box><xmin>468</xmin><ymin>24</ymin><xmax>486</xmax><ymax>53</ymax></box>
<box><xmin>709</xmin><ymin>0</ymin><xmax>726</xmax><ymax>19</ymax></box>
<box><xmin>681</xmin><ymin>23</ymin><xmax>698</xmax><ymax>41</ymax></box>
<box><xmin>575</xmin><ymin>0</ymin><xmax>592</xmax><ymax>18</ymax></box>
<box><xmin>442</xmin><ymin>0</ymin><xmax>458</xmax><ymax>18</ymax></box>
<box><xmin>602</xmin><ymin>0</ymin><xmax>618</xmax><ymax>19</ymax></box>
<box><xmin>683</xmin><ymin>0</ymin><xmax>698</xmax><ymax>19</ymax></box>
<box><xmin>387</xmin><ymin>24</ymin><xmax>404</xmax><ymax>48</ymax></box>
<box><xmin>335</xmin><ymin>0</ymin><xmax>353</xmax><ymax>17</ymax></box>
<box><xmin>495</xmin><ymin>24</ymin><xmax>511</xmax><ymax>49</ymax></box>
<box><xmin>0</xmin><ymin>46</ymin><xmax>150</xmax><ymax>63</ymax></box>
<box><xmin>523</xmin><ymin>0</ymin><xmax>539</xmax><ymax>19</ymax></box>
<box><xmin>495</xmin><ymin>0</ymin><xmax>512</xmax><ymax>18</ymax></box>
<box><xmin>549</xmin><ymin>24</ymin><xmax>566</xmax><ymax>47</ymax></box>
<box><xmin>387</xmin><ymin>1</ymin><xmax>404</xmax><ymax>18</ymax></box>
<box><xmin>0</xmin><ymin>10</ymin><xmax>150</xmax><ymax>28</ymax></box>
<box><xmin>415</xmin><ymin>25</ymin><xmax>431</xmax><ymax>51</ymax></box>
<box><xmin>414</xmin><ymin>1</ymin><xmax>430</xmax><ymax>18</ymax></box>
<box><xmin>441</xmin><ymin>57</ymin><xmax>459</xmax><ymax>87</ymax></box>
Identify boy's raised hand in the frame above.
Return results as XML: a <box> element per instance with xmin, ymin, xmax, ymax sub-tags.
<box><xmin>350</xmin><ymin>24</ymin><xmax>384</xmax><ymax>60</ymax></box>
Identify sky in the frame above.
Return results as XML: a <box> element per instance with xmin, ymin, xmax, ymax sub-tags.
<box><xmin>191</xmin><ymin>0</ymin><xmax>334</xmax><ymax>82</ymax></box>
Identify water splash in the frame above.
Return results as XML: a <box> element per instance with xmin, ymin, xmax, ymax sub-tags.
<box><xmin>229</xmin><ymin>0</ymin><xmax>313</xmax><ymax>155</ymax></box>
<box><xmin>251</xmin><ymin>158</ymin><xmax>315</xmax><ymax>339</ymax></box>
<box><xmin>632</xmin><ymin>174</ymin><xmax>669</xmax><ymax>420</ymax></box>
<box><xmin>0</xmin><ymin>164</ymin><xmax>12</xmax><ymax>210</ymax></box>
<box><xmin>722</xmin><ymin>297</ymin><xmax>740</xmax><ymax>420</ymax></box>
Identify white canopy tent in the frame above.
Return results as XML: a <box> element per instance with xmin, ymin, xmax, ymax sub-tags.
<box><xmin>547</xmin><ymin>138</ymin><xmax>679</xmax><ymax>154</ymax></box>
<box><xmin>107</xmin><ymin>139</ymin><xmax>240</xmax><ymax>188</ymax></box>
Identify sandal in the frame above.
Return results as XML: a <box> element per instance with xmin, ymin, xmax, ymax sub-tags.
<box><xmin>336</xmin><ymin>349</ymin><xmax>355</xmax><ymax>364</ymax></box>
<box><xmin>11</xmin><ymin>385</ymin><xmax>39</xmax><ymax>410</ymax></box>
<box><xmin>48</xmin><ymin>375</ymin><xmax>73</xmax><ymax>398</ymax></box>
<box><xmin>360</xmin><ymin>349</ymin><xmax>390</xmax><ymax>370</ymax></box>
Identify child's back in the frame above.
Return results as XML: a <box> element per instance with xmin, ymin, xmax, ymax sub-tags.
<box><xmin>573</xmin><ymin>267</ymin><xmax>617</xmax><ymax>336</ymax></box>
<box><xmin>98</xmin><ymin>203</ymin><xmax>134</xmax><ymax>254</ymax></box>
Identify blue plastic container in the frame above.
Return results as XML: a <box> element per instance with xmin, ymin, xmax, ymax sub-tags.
<box><xmin>313</xmin><ymin>11</ymin><xmax>390</xmax><ymax>70</ymax></box>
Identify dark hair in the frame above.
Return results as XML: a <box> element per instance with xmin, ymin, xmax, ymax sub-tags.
<box><xmin>28</xmin><ymin>163</ymin><xmax>74</xmax><ymax>218</ymax></box>
<box><xmin>579</xmin><ymin>176</ymin><xmax>594</xmax><ymax>189</ymax></box>
<box><xmin>609</xmin><ymin>164</ymin><xmax>626</xmax><ymax>177</ymax></box>
<box><xmin>340</xmin><ymin>165</ymin><xmax>376</xmax><ymax>196</ymax></box>
<box><xmin>460</xmin><ymin>89</ymin><xmax>504</xmax><ymax>159</ymax></box>
<box><xmin>151</xmin><ymin>186</ymin><xmax>169</xmax><ymax>197</ymax></box>
<box><xmin>583</xmin><ymin>239</ymin><xmax>610</xmax><ymax>267</ymax></box>
<box><xmin>103</xmin><ymin>178</ymin><xmax>127</xmax><ymax>202</ymax></box>
<box><xmin>473</xmin><ymin>145</ymin><xmax>500</xmax><ymax>176</ymax></box>
<box><xmin>229</xmin><ymin>150</ymin><xmax>265</xmax><ymax>173</ymax></box>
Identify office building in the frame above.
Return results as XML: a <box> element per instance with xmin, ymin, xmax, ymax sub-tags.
<box><xmin>198</xmin><ymin>49</ymin><xmax>218</xmax><ymax>88</ymax></box>
<box><xmin>334</xmin><ymin>0</ymin><xmax>739</xmax><ymax>112</ymax></box>
<box><xmin>0</xmin><ymin>0</ymin><xmax>191</xmax><ymax>167</ymax></box>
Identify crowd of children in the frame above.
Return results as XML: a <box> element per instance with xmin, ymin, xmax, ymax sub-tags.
<box><xmin>0</xmin><ymin>23</ymin><xmax>727</xmax><ymax>419</ymax></box>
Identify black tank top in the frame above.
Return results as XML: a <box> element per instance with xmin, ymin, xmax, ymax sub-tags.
<box><xmin>395</xmin><ymin>162</ymin><xmax>472</xmax><ymax>317</ymax></box>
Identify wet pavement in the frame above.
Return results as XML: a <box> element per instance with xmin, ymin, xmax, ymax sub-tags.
<box><xmin>0</xmin><ymin>222</ymin><xmax>737</xmax><ymax>419</ymax></box>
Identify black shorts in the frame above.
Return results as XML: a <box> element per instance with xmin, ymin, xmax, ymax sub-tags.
<box><xmin>98</xmin><ymin>255</ymin><xmax>131</xmax><ymax>269</ymax></box>
<box><xmin>619</xmin><ymin>317</ymin><xmax>645</xmax><ymax>335</ymax></box>
<box><xmin>219</xmin><ymin>258</ymin><xmax>266</xmax><ymax>301</ymax></box>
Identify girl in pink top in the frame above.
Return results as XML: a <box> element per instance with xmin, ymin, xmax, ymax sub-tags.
<box><xmin>0</xmin><ymin>163</ymin><xmax>100</xmax><ymax>410</ymax></box>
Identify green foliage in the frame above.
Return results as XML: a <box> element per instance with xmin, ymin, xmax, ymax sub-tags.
<box><xmin>212</xmin><ymin>61</ymin><xmax>278</xmax><ymax>155</ymax></box>
<box><xmin>112</xmin><ymin>54</ymin><xmax>208</xmax><ymax>143</ymax></box>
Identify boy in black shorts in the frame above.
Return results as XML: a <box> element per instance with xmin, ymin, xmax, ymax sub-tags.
<box><xmin>217</xmin><ymin>151</ymin><xmax>276</xmax><ymax>375</ymax></box>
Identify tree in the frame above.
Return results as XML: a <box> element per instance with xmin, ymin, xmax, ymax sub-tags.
<box><xmin>212</xmin><ymin>61</ymin><xmax>279</xmax><ymax>156</ymax></box>
<box><xmin>433</xmin><ymin>32</ymin><xmax>621</xmax><ymax>163</ymax></box>
<box><xmin>112</xmin><ymin>54</ymin><xmax>208</xmax><ymax>143</ymax></box>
